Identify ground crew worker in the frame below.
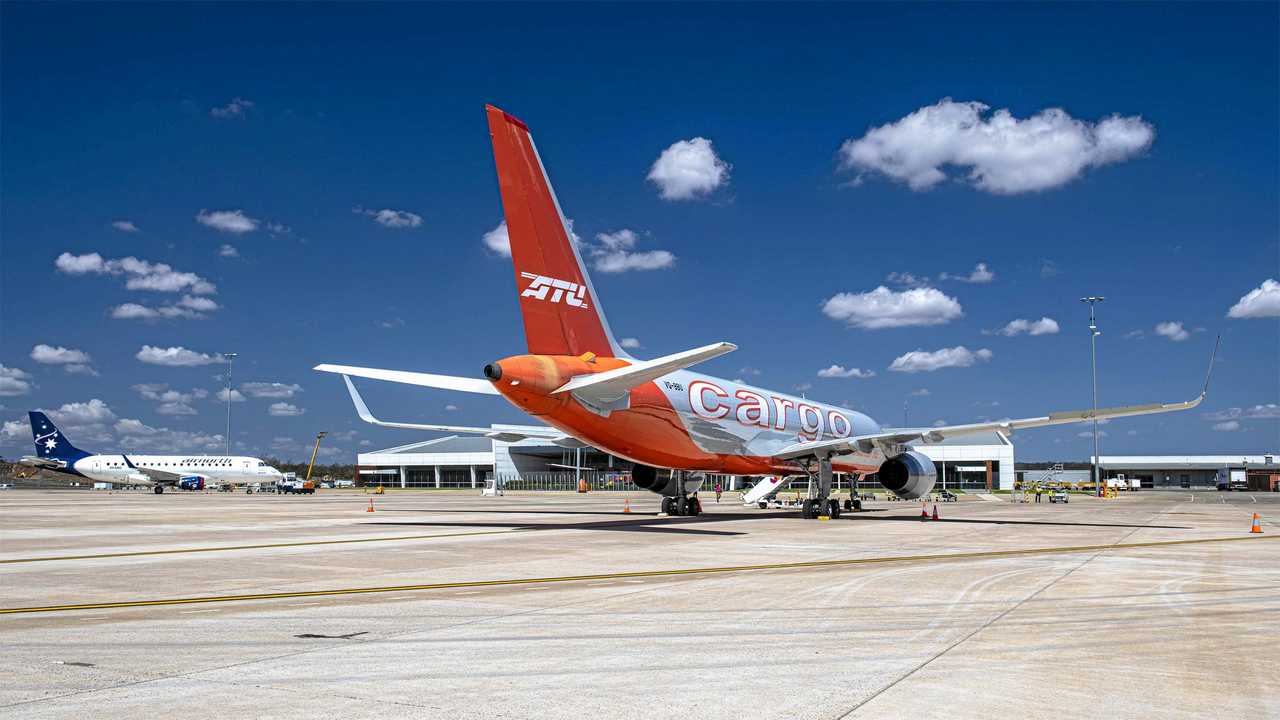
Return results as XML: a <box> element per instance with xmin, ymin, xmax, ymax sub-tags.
<box><xmin>1035</xmin><ymin>487</ymin><xmax>1042</xmax><ymax>503</ymax></box>
<box><xmin>714</xmin><ymin>482</ymin><xmax>722</xmax><ymax>503</ymax></box>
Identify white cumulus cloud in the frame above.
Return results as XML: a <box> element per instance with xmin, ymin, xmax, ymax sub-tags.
<box><xmin>838</xmin><ymin>98</ymin><xmax>1154</xmax><ymax>194</ymax></box>
<box><xmin>136</xmin><ymin>346</ymin><xmax>222</xmax><ymax>367</ymax></box>
<box><xmin>889</xmin><ymin>346</ymin><xmax>993</xmax><ymax>373</ymax></box>
<box><xmin>1154</xmin><ymin>321</ymin><xmax>1190</xmax><ymax>342</ymax></box>
<box><xmin>216</xmin><ymin>388</ymin><xmax>246</xmax><ymax>403</ymax></box>
<box><xmin>1227</xmin><ymin>279</ymin><xmax>1280</xmax><ymax>319</ymax></box>
<box><xmin>30</xmin><ymin>344</ymin><xmax>91</xmax><ymax>365</ymax></box>
<box><xmin>619</xmin><ymin>337</ymin><xmax>642</xmax><ymax>349</ymax></box>
<box><xmin>942</xmin><ymin>262</ymin><xmax>995</xmax><ymax>283</ymax></box>
<box><xmin>268</xmin><ymin>402</ymin><xmax>305</xmax><ymax>417</ymax></box>
<box><xmin>999</xmin><ymin>317</ymin><xmax>1060</xmax><ymax>336</ymax></box>
<box><xmin>647</xmin><ymin>137</ymin><xmax>730</xmax><ymax>201</ymax></box>
<box><xmin>56</xmin><ymin>252</ymin><xmax>216</xmax><ymax>295</ymax></box>
<box><xmin>822</xmin><ymin>286</ymin><xmax>962</xmax><ymax>329</ymax></box>
<box><xmin>0</xmin><ymin>365</ymin><xmax>34</xmax><ymax>396</ymax></box>
<box><xmin>196</xmin><ymin>209</ymin><xmax>259</xmax><ymax>234</ymax></box>
<box><xmin>354</xmin><ymin>206</ymin><xmax>423</xmax><ymax>228</ymax></box>
<box><xmin>210</xmin><ymin>97</ymin><xmax>254</xmax><ymax>119</ymax></box>
<box><xmin>30</xmin><ymin>345</ymin><xmax>97</xmax><ymax>375</ymax></box>
<box><xmin>1203</xmin><ymin>404</ymin><xmax>1280</xmax><ymax>422</ymax></box>
<box><xmin>218</xmin><ymin>244</ymin><xmax>240</xmax><ymax>258</ymax></box>
<box><xmin>816</xmin><ymin>365</ymin><xmax>875</xmax><ymax>379</ymax></box>
<box><xmin>111</xmin><ymin>220</ymin><xmax>139</xmax><ymax>233</ymax></box>
<box><xmin>241</xmin><ymin>382</ymin><xmax>303</xmax><ymax>398</ymax></box>
<box><xmin>481</xmin><ymin>221</ymin><xmax>511</xmax><ymax>256</ymax></box>
<box><xmin>1212</xmin><ymin>421</ymin><xmax>1241</xmax><ymax>432</ymax></box>
<box><xmin>588</xmin><ymin>229</ymin><xmax>675</xmax><ymax>273</ymax></box>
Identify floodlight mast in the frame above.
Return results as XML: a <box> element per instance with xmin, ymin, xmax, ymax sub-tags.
<box><xmin>1080</xmin><ymin>297</ymin><xmax>1105</xmax><ymax>497</ymax></box>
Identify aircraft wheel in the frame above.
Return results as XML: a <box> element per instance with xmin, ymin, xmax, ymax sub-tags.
<box><xmin>828</xmin><ymin>499</ymin><xmax>841</xmax><ymax>519</ymax></box>
<box><xmin>853</xmin><ymin>499</ymin><xmax>862</xmax><ymax>512</ymax></box>
<box><xmin>674</xmin><ymin>496</ymin><xmax>688</xmax><ymax>516</ymax></box>
<box><xmin>689</xmin><ymin>497</ymin><xmax>701</xmax><ymax>516</ymax></box>
<box><xmin>801</xmin><ymin>499</ymin><xmax>816</xmax><ymax>519</ymax></box>
<box><xmin>661</xmin><ymin>497</ymin><xmax>674</xmax><ymax>515</ymax></box>
<box><xmin>153</xmin><ymin>486</ymin><xmax>164</xmax><ymax>495</ymax></box>
<box><xmin>758</xmin><ymin>501</ymin><xmax>768</xmax><ymax>509</ymax></box>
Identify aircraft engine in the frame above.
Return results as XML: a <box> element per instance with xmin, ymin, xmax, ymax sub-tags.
<box><xmin>630</xmin><ymin>464</ymin><xmax>705</xmax><ymax>496</ymax></box>
<box><xmin>877</xmin><ymin>451</ymin><xmax>937</xmax><ymax>499</ymax></box>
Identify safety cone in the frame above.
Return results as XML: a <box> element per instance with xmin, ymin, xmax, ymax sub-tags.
<box><xmin>366</xmin><ymin>499</ymin><xmax>375</xmax><ymax>513</ymax></box>
<box><xmin>920</xmin><ymin>503</ymin><xmax>929</xmax><ymax>521</ymax></box>
<box><xmin>623</xmin><ymin>499</ymin><xmax>631</xmax><ymax>514</ymax></box>
<box><xmin>932</xmin><ymin>504</ymin><xmax>940</xmax><ymax>521</ymax></box>
<box><xmin>1251</xmin><ymin>513</ymin><xmax>1263</xmax><ymax>533</ymax></box>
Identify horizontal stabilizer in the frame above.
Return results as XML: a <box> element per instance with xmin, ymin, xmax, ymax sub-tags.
<box><xmin>314</xmin><ymin>364</ymin><xmax>499</xmax><ymax>395</ymax></box>
<box><xmin>553</xmin><ymin>342</ymin><xmax>737</xmax><ymax>409</ymax></box>
<box><xmin>337</xmin><ymin>375</ymin><xmax>568</xmax><ymax>443</ymax></box>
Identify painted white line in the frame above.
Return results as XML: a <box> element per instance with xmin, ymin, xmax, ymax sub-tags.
<box><xmin>1250</xmin><ymin>495</ymin><xmax>1257</xmax><ymax>503</ymax></box>
<box><xmin>180</xmin><ymin>609</ymin><xmax>218</xmax><ymax>614</ymax></box>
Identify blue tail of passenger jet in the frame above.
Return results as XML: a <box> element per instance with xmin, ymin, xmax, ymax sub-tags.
<box><xmin>28</xmin><ymin>411</ymin><xmax>92</xmax><ymax>464</ymax></box>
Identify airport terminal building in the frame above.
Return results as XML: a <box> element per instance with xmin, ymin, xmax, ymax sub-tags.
<box><xmin>356</xmin><ymin>425</ymin><xmax>1016</xmax><ymax>492</ymax></box>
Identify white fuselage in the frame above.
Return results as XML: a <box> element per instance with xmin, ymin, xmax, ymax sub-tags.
<box><xmin>72</xmin><ymin>455</ymin><xmax>282</xmax><ymax>487</ymax></box>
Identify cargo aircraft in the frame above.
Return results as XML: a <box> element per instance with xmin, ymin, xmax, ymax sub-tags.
<box><xmin>317</xmin><ymin>105</ymin><xmax>1216</xmax><ymax>519</ymax></box>
<box><xmin>18</xmin><ymin>411</ymin><xmax>284</xmax><ymax>493</ymax></box>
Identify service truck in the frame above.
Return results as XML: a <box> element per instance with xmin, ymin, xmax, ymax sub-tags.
<box><xmin>278</xmin><ymin>472</ymin><xmax>316</xmax><ymax>495</ymax></box>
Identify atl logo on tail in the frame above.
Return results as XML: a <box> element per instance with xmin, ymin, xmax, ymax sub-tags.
<box><xmin>520</xmin><ymin>272</ymin><xmax>589</xmax><ymax>309</ymax></box>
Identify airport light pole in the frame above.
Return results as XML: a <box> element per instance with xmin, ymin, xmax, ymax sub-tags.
<box><xmin>1080</xmin><ymin>298</ymin><xmax>1104</xmax><ymax>497</ymax></box>
<box><xmin>224</xmin><ymin>352</ymin><xmax>238</xmax><ymax>456</ymax></box>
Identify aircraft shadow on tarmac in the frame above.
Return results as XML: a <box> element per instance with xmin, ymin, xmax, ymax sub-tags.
<box><xmin>364</xmin><ymin>518</ymin><xmax>748</xmax><ymax>536</ymax></box>
<box><xmin>850</xmin><ymin>515</ymin><xmax>1190</xmax><ymax>530</ymax></box>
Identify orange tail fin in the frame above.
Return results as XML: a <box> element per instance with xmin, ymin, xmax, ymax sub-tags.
<box><xmin>486</xmin><ymin>105</ymin><xmax>626</xmax><ymax>358</ymax></box>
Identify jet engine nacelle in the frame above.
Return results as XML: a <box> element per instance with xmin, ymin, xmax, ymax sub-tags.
<box><xmin>631</xmin><ymin>464</ymin><xmax>705</xmax><ymax>497</ymax></box>
<box><xmin>877</xmin><ymin>451</ymin><xmax>937</xmax><ymax>500</ymax></box>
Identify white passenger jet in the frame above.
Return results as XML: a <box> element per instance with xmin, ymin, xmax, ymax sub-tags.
<box><xmin>18</xmin><ymin>411</ymin><xmax>284</xmax><ymax>493</ymax></box>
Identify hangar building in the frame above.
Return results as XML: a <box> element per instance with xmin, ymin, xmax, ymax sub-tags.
<box><xmin>356</xmin><ymin>425</ymin><xmax>1016</xmax><ymax>491</ymax></box>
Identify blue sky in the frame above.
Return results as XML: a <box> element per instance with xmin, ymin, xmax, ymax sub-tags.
<box><xmin>2</xmin><ymin>3</ymin><xmax>1277</xmax><ymax>462</ymax></box>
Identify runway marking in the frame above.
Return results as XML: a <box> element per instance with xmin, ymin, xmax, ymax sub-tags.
<box><xmin>0</xmin><ymin>529</ymin><xmax>521</xmax><ymax>565</ymax></box>
<box><xmin>2</xmin><ymin>534</ymin><xmax>1275</xmax><ymax>616</ymax></box>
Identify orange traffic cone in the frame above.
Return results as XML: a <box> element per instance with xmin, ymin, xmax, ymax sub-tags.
<box><xmin>623</xmin><ymin>499</ymin><xmax>631</xmax><ymax>514</ymax></box>
<box><xmin>932</xmin><ymin>504</ymin><xmax>939</xmax><ymax>521</ymax></box>
<box><xmin>1251</xmin><ymin>513</ymin><xmax>1263</xmax><ymax>533</ymax></box>
<box><xmin>920</xmin><ymin>503</ymin><xmax>929</xmax><ymax>521</ymax></box>
<box><xmin>366</xmin><ymin>499</ymin><xmax>375</xmax><ymax>513</ymax></box>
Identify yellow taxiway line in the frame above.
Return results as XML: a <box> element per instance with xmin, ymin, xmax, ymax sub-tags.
<box><xmin>0</xmin><ymin>529</ymin><xmax>521</xmax><ymax>565</ymax></box>
<box><xmin>2</xmin><ymin>534</ymin><xmax>1274</xmax><ymax>616</ymax></box>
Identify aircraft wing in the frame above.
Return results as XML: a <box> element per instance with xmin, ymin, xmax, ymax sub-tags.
<box><xmin>335</xmin><ymin>375</ymin><xmax>584</xmax><ymax>446</ymax></box>
<box><xmin>120</xmin><ymin>456</ymin><xmax>185</xmax><ymax>484</ymax></box>
<box><xmin>775</xmin><ymin>339</ymin><xmax>1218</xmax><ymax>461</ymax></box>
<box><xmin>18</xmin><ymin>455</ymin><xmax>67</xmax><ymax>470</ymax></box>
<box><xmin>314</xmin><ymin>364</ymin><xmax>499</xmax><ymax>395</ymax></box>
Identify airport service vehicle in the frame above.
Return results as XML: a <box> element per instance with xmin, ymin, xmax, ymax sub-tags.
<box><xmin>317</xmin><ymin>105</ymin><xmax>1218</xmax><ymax>520</ymax></box>
<box><xmin>742</xmin><ymin>476</ymin><xmax>788</xmax><ymax>509</ymax></box>
<box><xmin>940</xmin><ymin>489</ymin><xmax>959</xmax><ymax>502</ymax></box>
<box><xmin>335</xmin><ymin>479</ymin><xmax>355</xmax><ymax>488</ymax></box>
<box><xmin>278</xmin><ymin>475</ymin><xmax>316</xmax><ymax>494</ymax></box>
<box><xmin>1216</xmin><ymin>469</ymin><xmax>1248</xmax><ymax>491</ymax></box>
<box><xmin>18</xmin><ymin>411</ymin><xmax>284</xmax><ymax>494</ymax></box>
<box><xmin>1049</xmin><ymin>489</ymin><xmax>1069</xmax><ymax>504</ymax></box>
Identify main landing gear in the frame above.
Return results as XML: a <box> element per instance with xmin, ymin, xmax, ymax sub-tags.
<box><xmin>153</xmin><ymin>485</ymin><xmax>164</xmax><ymax>494</ymax></box>
<box><xmin>661</xmin><ymin>494</ymin><xmax>702</xmax><ymax>517</ymax></box>
<box><xmin>800</xmin><ymin>455</ymin><xmax>841</xmax><ymax>520</ymax></box>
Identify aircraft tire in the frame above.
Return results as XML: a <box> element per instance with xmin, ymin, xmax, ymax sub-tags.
<box><xmin>154</xmin><ymin>486</ymin><xmax>164</xmax><ymax>495</ymax></box>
